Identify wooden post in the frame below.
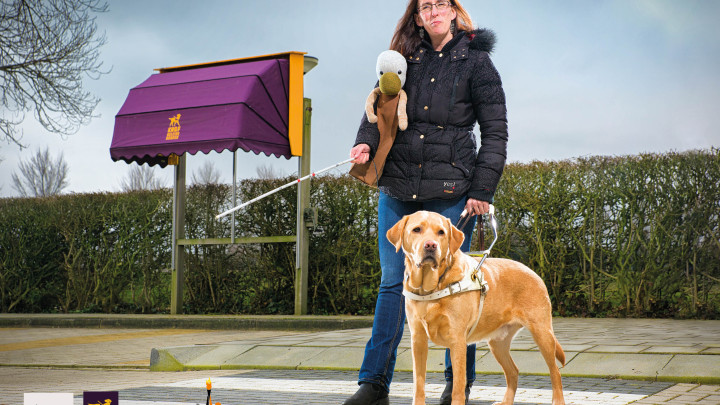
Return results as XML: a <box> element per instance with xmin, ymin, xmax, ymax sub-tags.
<box><xmin>171</xmin><ymin>153</ymin><xmax>186</xmax><ymax>315</ymax></box>
<box><xmin>295</xmin><ymin>98</ymin><xmax>312</xmax><ymax>315</ymax></box>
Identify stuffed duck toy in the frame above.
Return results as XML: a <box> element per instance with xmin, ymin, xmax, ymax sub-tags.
<box><xmin>365</xmin><ymin>50</ymin><xmax>408</xmax><ymax>130</ymax></box>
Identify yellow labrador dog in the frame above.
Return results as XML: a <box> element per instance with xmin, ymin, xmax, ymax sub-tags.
<box><xmin>387</xmin><ymin>211</ymin><xmax>565</xmax><ymax>405</ymax></box>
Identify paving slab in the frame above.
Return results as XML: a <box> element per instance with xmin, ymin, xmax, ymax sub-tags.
<box><xmin>221</xmin><ymin>345</ymin><xmax>327</xmax><ymax>369</ymax></box>
<box><xmin>186</xmin><ymin>344</ymin><xmax>255</xmax><ymax>367</ymax></box>
<box><xmin>297</xmin><ymin>346</ymin><xmax>366</xmax><ymax>370</ymax></box>
<box><xmin>160</xmin><ymin>345</ymin><xmax>216</xmax><ymax>365</ymax></box>
<box><xmin>561</xmin><ymin>344</ymin><xmax>595</xmax><ymax>352</ymax></box>
<box><xmin>339</xmin><ymin>341</ymin><xmax>369</xmax><ymax>348</ymax></box>
<box><xmin>394</xmin><ymin>347</ymin><xmax>442</xmax><ymax>372</ymax></box>
<box><xmin>588</xmin><ymin>344</ymin><xmax>651</xmax><ymax>353</ymax></box>
<box><xmin>475</xmin><ymin>350</ymin><xmax>579</xmax><ymax>375</ymax></box>
<box><xmin>658</xmin><ymin>354</ymin><xmax>720</xmax><ymax>382</ymax></box>
<box><xmin>294</xmin><ymin>339</ymin><xmax>358</xmax><ymax>347</ymax></box>
<box><xmin>643</xmin><ymin>345</ymin><xmax>706</xmax><ymax>354</ymax></box>
<box><xmin>561</xmin><ymin>352</ymin><xmax>673</xmax><ymax>380</ymax></box>
<box><xmin>149</xmin><ymin>347</ymin><xmax>185</xmax><ymax>372</ymax></box>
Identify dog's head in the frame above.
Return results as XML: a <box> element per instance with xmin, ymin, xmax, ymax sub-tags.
<box><xmin>387</xmin><ymin>211</ymin><xmax>465</xmax><ymax>292</ymax></box>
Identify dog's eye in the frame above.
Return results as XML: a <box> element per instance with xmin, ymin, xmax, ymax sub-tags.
<box><xmin>438</xmin><ymin>230</ymin><xmax>445</xmax><ymax>235</ymax></box>
<box><xmin>412</xmin><ymin>227</ymin><xmax>421</xmax><ymax>233</ymax></box>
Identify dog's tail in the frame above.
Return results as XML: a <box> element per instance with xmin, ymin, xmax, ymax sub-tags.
<box><xmin>555</xmin><ymin>337</ymin><xmax>566</xmax><ymax>367</ymax></box>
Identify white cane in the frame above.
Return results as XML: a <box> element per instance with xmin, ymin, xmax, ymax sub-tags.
<box><xmin>216</xmin><ymin>158</ymin><xmax>355</xmax><ymax>219</ymax></box>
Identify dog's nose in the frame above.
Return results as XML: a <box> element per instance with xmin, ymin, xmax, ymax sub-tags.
<box><xmin>424</xmin><ymin>240</ymin><xmax>437</xmax><ymax>252</ymax></box>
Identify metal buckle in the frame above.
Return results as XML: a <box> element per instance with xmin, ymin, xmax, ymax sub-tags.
<box><xmin>448</xmin><ymin>283</ymin><xmax>461</xmax><ymax>295</ymax></box>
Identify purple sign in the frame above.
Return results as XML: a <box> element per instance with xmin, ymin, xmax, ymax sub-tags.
<box><xmin>111</xmin><ymin>58</ymin><xmax>292</xmax><ymax>167</ymax></box>
<box><xmin>83</xmin><ymin>391</ymin><xmax>118</xmax><ymax>405</ymax></box>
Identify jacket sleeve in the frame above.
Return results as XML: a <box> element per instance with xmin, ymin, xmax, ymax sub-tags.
<box><xmin>469</xmin><ymin>52</ymin><xmax>508</xmax><ymax>203</ymax></box>
<box><xmin>354</xmin><ymin>111</ymin><xmax>380</xmax><ymax>158</ymax></box>
<box><xmin>353</xmin><ymin>82</ymin><xmax>381</xmax><ymax>158</ymax></box>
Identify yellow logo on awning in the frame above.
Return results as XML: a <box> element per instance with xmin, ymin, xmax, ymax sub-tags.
<box><xmin>166</xmin><ymin>114</ymin><xmax>181</xmax><ymax>140</ymax></box>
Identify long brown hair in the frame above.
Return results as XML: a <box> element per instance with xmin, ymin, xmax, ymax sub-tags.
<box><xmin>389</xmin><ymin>0</ymin><xmax>475</xmax><ymax>57</ymax></box>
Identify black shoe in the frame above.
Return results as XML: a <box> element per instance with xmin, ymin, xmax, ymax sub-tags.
<box><xmin>343</xmin><ymin>382</ymin><xmax>389</xmax><ymax>405</ymax></box>
<box><xmin>438</xmin><ymin>380</ymin><xmax>472</xmax><ymax>405</ymax></box>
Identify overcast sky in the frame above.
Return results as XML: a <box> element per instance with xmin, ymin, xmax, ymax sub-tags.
<box><xmin>1</xmin><ymin>0</ymin><xmax>719</xmax><ymax>197</ymax></box>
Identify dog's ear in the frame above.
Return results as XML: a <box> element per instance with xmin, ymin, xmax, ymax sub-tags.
<box><xmin>386</xmin><ymin>215</ymin><xmax>409</xmax><ymax>252</ymax></box>
<box><xmin>447</xmin><ymin>217</ymin><xmax>465</xmax><ymax>254</ymax></box>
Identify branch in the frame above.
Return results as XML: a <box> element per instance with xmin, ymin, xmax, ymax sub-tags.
<box><xmin>0</xmin><ymin>0</ymin><xmax>108</xmax><ymax>146</ymax></box>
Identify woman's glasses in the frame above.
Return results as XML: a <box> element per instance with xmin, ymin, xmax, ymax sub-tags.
<box><xmin>417</xmin><ymin>1</ymin><xmax>451</xmax><ymax>15</ymax></box>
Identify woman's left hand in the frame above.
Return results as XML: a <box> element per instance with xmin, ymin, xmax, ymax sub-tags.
<box><xmin>464</xmin><ymin>198</ymin><xmax>489</xmax><ymax>216</ymax></box>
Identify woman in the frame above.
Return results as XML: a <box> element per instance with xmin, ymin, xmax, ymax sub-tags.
<box><xmin>345</xmin><ymin>1</ymin><xmax>508</xmax><ymax>404</ymax></box>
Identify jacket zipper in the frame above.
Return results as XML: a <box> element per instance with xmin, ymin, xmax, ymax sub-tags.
<box><xmin>448</xmin><ymin>74</ymin><xmax>461</xmax><ymax>112</ymax></box>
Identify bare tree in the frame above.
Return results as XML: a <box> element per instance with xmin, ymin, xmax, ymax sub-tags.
<box><xmin>256</xmin><ymin>164</ymin><xmax>285</xmax><ymax>179</ymax></box>
<box><xmin>11</xmin><ymin>147</ymin><xmax>69</xmax><ymax>197</ymax></box>
<box><xmin>120</xmin><ymin>165</ymin><xmax>166</xmax><ymax>192</ymax></box>
<box><xmin>0</xmin><ymin>0</ymin><xmax>109</xmax><ymax>147</ymax></box>
<box><xmin>192</xmin><ymin>161</ymin><xmax>221</xmax><ymax>185</ymax></box>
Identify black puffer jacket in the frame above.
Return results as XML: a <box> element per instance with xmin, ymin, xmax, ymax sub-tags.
<box><xmin>354</xmin><ymin>29</ymin><xmax>508</xmax><ymax>202</ymax></box>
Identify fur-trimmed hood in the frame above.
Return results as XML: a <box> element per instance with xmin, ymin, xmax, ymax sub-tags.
<box><xmin>417</xmin><ymin>28</ymin><xmax>496</xmax><ymax>55</ymax></box>
<box><xmin>468</xmin><ymin>28</ymin><xmax>496</xmax><ymax>54</ymax></box>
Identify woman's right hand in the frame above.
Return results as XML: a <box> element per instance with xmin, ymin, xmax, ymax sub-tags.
<box><xmin>350</xmin><ymin>144</ymin><xmax>371</xmax><ymax>164</ymax></box>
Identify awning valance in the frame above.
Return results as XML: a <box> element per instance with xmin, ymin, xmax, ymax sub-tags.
<box><xmin>110</xmin><ymin>52</ymin><xmax>311</xmax><ymax>166</ymax></box>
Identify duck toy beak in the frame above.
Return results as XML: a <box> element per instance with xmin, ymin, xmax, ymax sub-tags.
<box><xmin>379</xmin><ymin>72</ymin><xmax>402</xmax><ymax>96</ymax></box>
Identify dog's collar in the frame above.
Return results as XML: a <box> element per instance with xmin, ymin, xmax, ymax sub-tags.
<box><xmin>403</xmin><ymin>257</ymin><xmax>488</xmax><ymax>302</ymax></box>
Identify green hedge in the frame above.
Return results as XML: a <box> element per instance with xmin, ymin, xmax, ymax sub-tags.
<box><xmin>492</xmin><ymin>149</ymin><xmax>720</xmax><ymax>317</ymax></box>
<box><xmin>181</xmin><ymin>176</ymin><xmax>379</xmax><ymax>315</ymax></box>
<box><xmin>0</xmin><ymin>191</ymin><xmax>171</xmax><ymax>313</ymax></box>
<box><xmin>0</xmin><ymin>149</ymin><xmax>718</xmax><ymax>317</ymax></box>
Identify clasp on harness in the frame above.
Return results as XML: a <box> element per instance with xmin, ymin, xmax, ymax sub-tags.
<box><xmin>448</xmin><ymin>283</ymin><xmax>461</xmax><ymax>295</ymax></box>
<box><xmin>470</xmin><ymin>263</ymin><xmax>488</xmax><ymax>294</ymax></box>
<box><xmin>470</xmin><ymin>262</ymin><xmax>483</xmax><ymax>284</ymax></box>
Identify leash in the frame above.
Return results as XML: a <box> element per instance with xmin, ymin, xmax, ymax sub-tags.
<box><xmin>216</xmin><ymin>158</ymin><xmax>354</xmax><ymax>219</ymax></box>
<box><xmin>458</xmin><ymin>204</ymin><xmax>498</xmax><ymax>268</ymax></box>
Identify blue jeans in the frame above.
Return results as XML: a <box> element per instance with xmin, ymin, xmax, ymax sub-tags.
<box><xmin>358</xmin><ymin>192</ymin><xmax>477</xmax><ymax>391</ymax></box>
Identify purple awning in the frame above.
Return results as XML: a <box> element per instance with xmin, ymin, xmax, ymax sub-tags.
<box><xmin>110</xmin><ymin>58</ymin><xmax>292</xmax><ymax>166</ymax></box>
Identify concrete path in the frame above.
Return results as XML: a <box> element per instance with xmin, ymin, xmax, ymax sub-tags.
<box><xmin>0</xmin><ymin>315</ymin><xmax>718</xmax><ymax>404</ymax></box>
<box><xmin>148</xmin><ymin>318</ymin><xmax>720</xmax><ymax>383</ymax></box>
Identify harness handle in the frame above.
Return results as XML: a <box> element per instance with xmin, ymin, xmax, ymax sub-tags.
<box><xmin>456</xmin><ymin>204</ymin><xmax>498</xmax><ymax>258</ymax></box>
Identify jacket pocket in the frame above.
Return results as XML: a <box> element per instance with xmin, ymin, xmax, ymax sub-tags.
<box><xmin>450</xmin><ymin>141</ymin><xmax>471</xmax><ymax>178</ymax></box>
<box><xmin>448</xmin><ymin>74</ymin><xmax>461</xmax><ymax>113</ymax></box>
